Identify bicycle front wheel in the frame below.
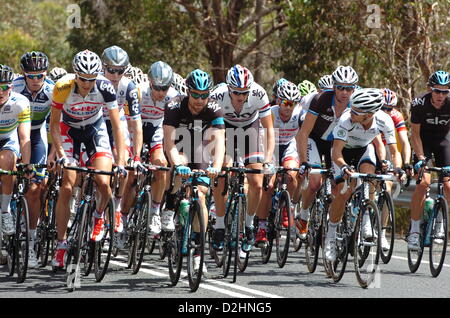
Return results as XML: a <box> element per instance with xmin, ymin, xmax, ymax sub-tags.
<box><xmin>16</xmin><ymin>197</ymin><xmax>30</xmax><ymax>283</ymax></box>
<box><xmin>187</xmin><ymin>200</ymin><xmax>205</xmax><ymax>292</ymax></box>
<box><xmin>130</xmin><ymin>192</ymin><xmax>150</xmax><ymax>275</ymax></box>
<box><xmin>275</xmin><ymin>190</ymin><xmax>291</xmax><ymax>268</ymax></box>
<box><xmin>353</xmin><ymin>200</ymin><xmax>381</xmax><ymax>289</ymax></box>
<box><xmin>94</xmin><ymin>198</ymin><xmax>116</xmax><ymax>281</ymax></box>
<box><xmin>237</xmin><ymin>196</ymin><xmax>250</xmax><ymax>274</ymax></box>
<box><xmin>429</xmin><ymin>199</ymin><xmax>448</xmax><ymax>277</ymax></box>
<box><xmin>378</xmin><ymin>191</ymin><xmax>395</xmax><ymax>264</ymax></box>
<box><xmin>305</xmin><ymin>199</ymin><xmax>321</xmax><ymax>273</ymax></box>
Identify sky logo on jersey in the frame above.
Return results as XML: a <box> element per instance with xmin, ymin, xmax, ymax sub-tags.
<box><xmin>426</xmin><ymin>117</ymin><xmax>450</xmax><ymax>125</ymax></box>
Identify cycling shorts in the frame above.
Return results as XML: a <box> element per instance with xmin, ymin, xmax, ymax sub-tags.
<box><xmin>30</xmin><ymin>125</ymin><xmax>48</xmax><ymax>183</ymax></box>
<box><xmin>332</xmin><ymin>144</ymin><xmax>377</xmax><ymax>184</ymax></box>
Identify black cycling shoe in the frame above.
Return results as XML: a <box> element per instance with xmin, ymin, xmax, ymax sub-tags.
<box><xmin>212</xmin><ymin>228</ymin><xmax>225</xmax><ymax>251</ymax></box>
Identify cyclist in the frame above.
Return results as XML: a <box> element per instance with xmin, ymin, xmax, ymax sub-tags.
<box><xmin>408</xmin><ymin>70</ymin><xmax>450</xmax><ymax>251</ymax></box>
<box><xmin>317</xmin><ymin>75</ymin><xmax>334</xmax><ymax>93</ymax></box>
<box><xmin>324</xmin><ymin>88</ymin><xmax>403</xmax><ymax>261</ymax></box>
<box><xmin>49</xmin><ymin>50</ymin><xmax>126</xmax><ymax>268</ymax></box>
<box><xmin>297</xmin><ymin>65</ymin><xmax>358</xmax><ymax>240</ymax></box>
<box><xmin>257</xmin><ymin>81</ymin><xmax>302</xmax><ymax>244</ymax></box>
<box><xmin>378</xmin><ymin>88</ymin><xmax>412</xmax><ymax>250</ymax></box>
<box><xmin>129</xmin><ymin>61</ymin><xmax>179</xmax><ymax>236</ymax></box>
<box><xmin>210</xmin><ymin>64</ymin><xmax>275</xmax><ymax>252</ymax></box>
<box><xmin>0</xmin><ymin>64</ymin><xmax>31</xmax><ymax>236</ymax></box>
<box><xmin>101</xmin><ymin>45</ymin><xmax>142</xmax><ymax>233</ymax></box>
<box><xmin>12</xmin><ymin>51</ymin><xmax>54</xmax><ymax>268</ymax></box>
<box><xmin>48</xmin><ymin>67</ymin><xmax>68</xmax><ymax>82</ymax></box>
<box><xmin>163</xmin><ymin>68</ymin><xmax>225</xmax><ymax>272</ymax></box>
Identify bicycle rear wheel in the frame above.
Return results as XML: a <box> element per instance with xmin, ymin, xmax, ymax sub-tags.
<box><xmin>353</xmin><ymin>200</ymin><xmax>381</xmax><ymax>288</ymax></box>
<box><xmin>94</xmin><ymin>198</ymin><xmax>115</xmax><ymax>281</ymax></box>
<box><xmin>222</xmin><ymin>196</ymin><xmax>235</xmax><ymax>278</ymax></box>
<box><xmin>378</xmin><ymin>191</ymin><xmax>395</xmax><ymax>264</ymax></box>
<box><xmin>187</xmin><ymin>200</ymin><xmax>205</xmax><ymax>292</ymax></box>
<box><xmin>407</xmin><ymin>222</ymin><xmax>424</xmax><ymax>273</ymax></box>
<box><xmin>237</xmin><ymin>196</ymin><xmax>250</xmax><ymax>274</ymax></box>
<box><xmin>130</xmin><ymin>192</ymin><xmax>150</xmax><ymax>274</ymax></box>
<box><xmin>275</xmin><ymin>190</ymin><xmax>291</xmax><ymax>268</ymax></box>
<box><xmin>36</xmin><ymin>192</ymin><xmax>53</xmax><ymax>267</ymax></box>
<box><xmin>429</xmin><ymin>199</ymin><xmax>448</xmax><ymax>277</ymax></box>
<box><xmin>16</xmin><ymin>197</ymin><xmax>30</xmax><ymax>283</ymax></box>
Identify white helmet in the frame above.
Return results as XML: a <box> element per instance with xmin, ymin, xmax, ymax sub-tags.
<box><xmin>277</xmin><ymin>81</ymin><xmax>301</xmax><ymax>102</ymax></box>
<box><xmin>172</xmin><ymin>72</ymin><xmax>187</xmax><ymax>95</ymax></box>
<box><xmin>226</xmin><ymin>64</ymin><xmax>254</xmax><ymax>89</ymax></box>
<box><xmin>317</xmin><ymin>75</ymin><xmax>333</xmax><ymax>90</ymax></box>
<box><xmin>149</xmin><ymin>61</ymin><xmax>173</xmax><ymax>87</ymax></box>
<box><xmin>332</xmin><ymin>66</ymin><xmax>358</xmax><ymax>85</ymax></box>
<box><xmin>127</xmin><ymin>66</ymin><xmax>145</xmax><ymax>85</ymax></box>
<box><xmin>350</xmin><ymin>88</ymin><xmax>384</xmax><ymax>113</ymax></box>
<box><xmin>72</xmin><ymin>50</ymin><xmax>102</xmax><ymax>75</ymax></box>
<box><xmin>49</xmin><ymin>67</ymin><xmax>68</xmax><ymax>81</ymax></box>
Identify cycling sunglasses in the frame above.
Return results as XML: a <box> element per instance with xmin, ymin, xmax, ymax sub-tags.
<box><xmin>431</xmin><ymin>87</ymin><xmax>450</xmax><ymax>95</ymax></box>
<box><xmin>0</xmin><ymin>84</ymin><xmax>13</xmax><ymax>91</ymax></box>
<box><xmin>105</xmin><ymin>67</ymin><xmax>126</xmax><ymax>75</ymax></box>
<box><xmin>230</xmin><ymin>88</ymin><xmax>250</xmax><ymax>96</ymax></box>
<box><xmin>280</xmin><ymin>99</ymin><xmax>295</xmax><ymax>107</ymax></box>
<box><xmin>190</xmin><ymin>91</ymin><xmax>209</xmax><ymax>99</ymax></box>
<box><xmin>76</xmin><ymin>74</ymin><xmax>97</xmax><ymax>82</ymax></box>
<box><xmin>24</xmin><ymin>72</ymin><xmax>46</xmax><ymax>80</ymax></box>
<box><xmin>335</xmin><ymin>85</ymin><xmax>355</xmax><ymax>92</ymax></box>
<box><xmin>350</xmin><ymin>108</ymin><xmax>367</xmax><ymax>116</ymax></box>
<box><xmin>152</xmin><ymin>84</ymin><xmax>170</xmax><ymax>91</ymax></box>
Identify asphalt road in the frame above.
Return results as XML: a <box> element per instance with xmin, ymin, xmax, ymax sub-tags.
<box><xmin>0</xmin><ymin>238</ymin><xmax>449</xmax><ymax>300</ymax></box>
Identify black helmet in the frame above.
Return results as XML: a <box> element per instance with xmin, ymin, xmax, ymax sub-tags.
<box><xmin>20</xmin><ymin>51</ymin><xmax>49</xmax><ymax>72</ymax></box>
<box><xmin>0</xmin><ymin>64</ymin><xmax>14</xmax><ymax>83</ymax></box>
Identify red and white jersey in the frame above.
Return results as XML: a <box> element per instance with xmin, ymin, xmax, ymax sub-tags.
<box><xmin>140</xmin><ymin>85</ymin><xmax>179</xmax><ymax>127</ymax></box>
<box><xmin>210</xmin><ymin>82</ymin><xmax>270</xmax><ymax>128</ymax></box>
<box><xmin>271</xmin><ymin>104</ymin><xmax>302</xmax><ymax>145</ymax></box>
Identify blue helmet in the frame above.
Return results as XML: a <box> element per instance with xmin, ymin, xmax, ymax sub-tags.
<box><xmin>428</xmin><ymin>70</ymin><xmax>450</xmax><ymax>87</ymax></box>
<box><xmin>186</xmin><ymin>69</ymin><xmax>213</xmax><ymax>91</ymax></box>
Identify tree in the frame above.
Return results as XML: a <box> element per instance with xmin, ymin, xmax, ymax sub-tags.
<box><xmin>174</xmin><ymin>0</ymin><xmax>287</xmax><ymax>83</ymax></box>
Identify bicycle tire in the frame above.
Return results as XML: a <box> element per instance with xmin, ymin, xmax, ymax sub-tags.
<box><xmin>378</xmin><ymin>191</ymin><xmax>395</xmax><ymax>264</ymax></box>
<box><xmin>261</xmin><ymin>216</ymin><xmax>274</xmax><ymax>264</ymax></box>
<box><xmin>131</xmin><ymin>192</ymin><xmax>150</xmax><ymax>274</ymax></box>
<box><xmin>222</xmin><ymin>195</ymin><xmax>235</xmax><ymax>278</ymax></box>
<box><xmin>94</xmin><ymin>198</ymin><xmax>115</xmax><ymax>281</ymax></box>
<box><xmin>429</xmin><ymin>199</ymin><xmax>448</xmax><ymax>277</ymax></box>
<box><xmin>354</xmin><ymin>200</ymin><xmax>381</xmax><ymax>288</ymax></box>
<box><xmin>275</xmin><ymin>190</ymin><xmax>291</xmax><ymax>268</ymax></box>
<box><xmin>232</xmin><ymin>195</ymin><xmax>242</xmax><ymax>283</ymax></box>
<box><xmin>407</xmin><ymin>224</ymin><xmax>424</xmax><ymax>273</ymax></box>
<box><xmin>305</xmin><ymin>199</ymin><xmax>321</xmax><ymax>273</ymax></box>
<box><xmin>16</xmin><ymin>197</ymin><xmax>30</xmax><ymax>283</ymax></box>
<box><xmin>292</xmin><ymin>201</ymin><xmax>302</xmax><ymax>252</ymax></box>
<box><xmin>237</xmin><ymin>196</ymin><xmax>250</xmax><ymax>273</ymax></box>
<box><xmin>168</xmin><ymin>210</ymin><xmax>183</xmax><ymax>286</ymax></box>
<box><xmin>187</xmin><ymin>199</ymin><xmax>205</xmax><ymax>292</ymax></box>
<box><xmin>36</xmin><ymin>192</ymin><xmax>53</xmax><ymax>267</ymax></box>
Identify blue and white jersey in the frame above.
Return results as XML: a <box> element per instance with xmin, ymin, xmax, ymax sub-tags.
<box><xmin>103</xmin><ymin>76</ymin><xmax>141</xmax><ymax>122</ymax></box>
<box><xmin>12</xmin><ymin>76</ymin><xmax>55</xmax><ymax>130</ymax></box>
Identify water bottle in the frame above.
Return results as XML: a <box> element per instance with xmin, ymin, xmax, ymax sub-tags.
<box><xmin>179</xmin><ymin>199</ymin><xmax>190</xmax><ymax>226</ymax></box>
<box><xmin>423</xmin><ymin>197</ymin><xmax>434</xmax><ymax>223</ymax></box>
<box><xmin>349</xmin><ymin>202</ymin><xmax>358</xmax><ymax>224</ymax></box>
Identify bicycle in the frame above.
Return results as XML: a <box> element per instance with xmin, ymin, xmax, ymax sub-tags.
<box><xmin>301</xmin><ymin>168</ymin><xmax>333</xmax><ymax>274</ymax></box>
<box><xmin>1</xmin><ymin>164</ymin><xmax>46</xmax><ymax>283</ymax></box>
<box><xmin>324</xmin><ymin>172</ymin><xmax>397</xmax><ymax>288</ymax></box>
<box><xmin>63</xmin><ymin>165</ymin><xmax>116</xmax><ymax>291</ymax></box>
<box><xmin>35</xmin><ymin>169</ymin><xmax>61</xmax><ymax>267</ymax></box>
<box><xmin>219</xmin><ymin>165</ymin><xmax>262</xmax><ymax>282</ymax></box>
<box><xmin>261</xmin><ymin>166</ymin><xmax>298</xmax><ymax>268</ymax></box>
<box><xmin>407</xmin><ymin>165</ymin><xmax>449</xmax><ymax>277</ymax></box>
<box><xmin>125</xmin><ymin>163</ymin><xmax>169</xmax><ymax>274</ymax></box>
<box><xmin>166</xmin><ymin>169</ymin><xmax>210</xmax><ymax>292</ymax></box>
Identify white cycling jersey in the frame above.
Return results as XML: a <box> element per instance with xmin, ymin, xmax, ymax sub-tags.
<box><xmin>12</xmin><ymin>76</ymin><xmax>54</xmax><ymax>130</ymax></box>
<box><xmin>103</xmin><ymin>75</ymin><xmax>140</xmax><ymax>122</ymax></box>
<box><xmin>140</xmin><ymin>85</ymin><xmax>179</xmax><ymax>127</ymax></box>
<box><xmin>333</xmin><ymin>109</ymin><xmax>396</xmax><ymax>148</ymax></box>
<box><xmin>0</xmin><ymin>92</ymin><xmax>31</xmax><ymax>140</ymax></box>
<box><xmin>210</xmin><ymin>82</ymin><xmax>270</xmax><ymax>128</ymax></box>
<box><xmin>271</xmin><ymin>104</ymin><xmax>302</xmax><ymax>145</ymax></box>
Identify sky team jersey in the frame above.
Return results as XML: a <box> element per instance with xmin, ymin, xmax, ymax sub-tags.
<box><xmin>271</xmin><ymin>105</ymin><xmax>302</xmax><ymax>145</ymax></box>
<box><xmin>333</xmin><ymin>109</ymin><xmax>396</xmax><ymax>149</ymax></box>
<box><xmin>308</xmin><ymin>91</ymin><xmax>349</xmax><ymax>142</ymax></box>
<box><xmin>0</xmin><ymin>92</ymin><xmax>31</xmax><ymax>140</ymax></box>
<box><xmin>410</xmin><ymin>92</ymin><xmax>450</xmax><ymax>140</ymax></box>
<box><xmin>210</xmin><ymin>82</ymin><xmax>270</xmax><ymax>128</ymax></box>
<box><xmin>51</xmin><ymin>74</ymin><xmax>118</xmax><ymax>128</ymax></box>
<box><xmin>140</xmin><ymin>85</ymin><xmax>179</xmax><ymax>127</ymax></box>
<box><xmin>103</xmin><ymin>76</ymin><xmax>140</xmax><ymax>121</ymax></box>
<box><xmin>12</xmin><ymin>76</ymin><xmax>54</xmax><ymax>130</ymax></box>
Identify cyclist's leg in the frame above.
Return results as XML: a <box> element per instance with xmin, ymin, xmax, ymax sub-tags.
<box><xmin>211</xmin><ymin>155</ymin><xmax>231</xmax><ymax>248</ymax></box>
<box><xmin>0</xmin><ymin>143</ymin><xmax>18</xmax><ymax>235</ymax></box>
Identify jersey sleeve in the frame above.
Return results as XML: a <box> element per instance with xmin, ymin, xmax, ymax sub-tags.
<box><xmin>253</xmin><ymin>87</ymin><xmax>271</xmax><ymax>119</ymax></box>
<box><xmin>207</xmin><ymin>100</ymin><xmax>225</xmax><ymax>129</ymax></box>
<box><xmin>307</xmin><ymin>93</ymin><xmax>321</xmax><ymax>116</ymax></box>
<box><xmin>381</xmin><ymin>114</ymin><xmax>397</xmax><ymax>145</ymax></box>
<box><xmin>51</xmin><ymin>79</ymin><xmax>73</xmax><ymax>110</ymax></box>
<box><xmin>18</xmin><ymin>98</ymin><xmax>31</xmax><ymax>123</ymax></box>
<box><xmin>392</xmin><ymin>110</ymin><xmax>407</xmax><ymax>132</ymax></box>
<box><xmin>333</xmin><ymin>116</ymin><xmax>350</xmax><ymax>142</ymax></box>
<box><xmin>163</xmin><ymin>98</ymin><xmax>182</xmax><ymax>128</ymax></box>
<box><xmin>410</xmin><ymin>97</ymin><xmax>424</xmax><ymax>124</ymax></box>
<box><xmin>96</xmin><ymin>79</ymin><xmax>118</xmax><ymax>110</ymax></box>
<box><xmin>124</xmin><ymin>81</ymin><xmax>141</xmax><ymax>120</ymax></box>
